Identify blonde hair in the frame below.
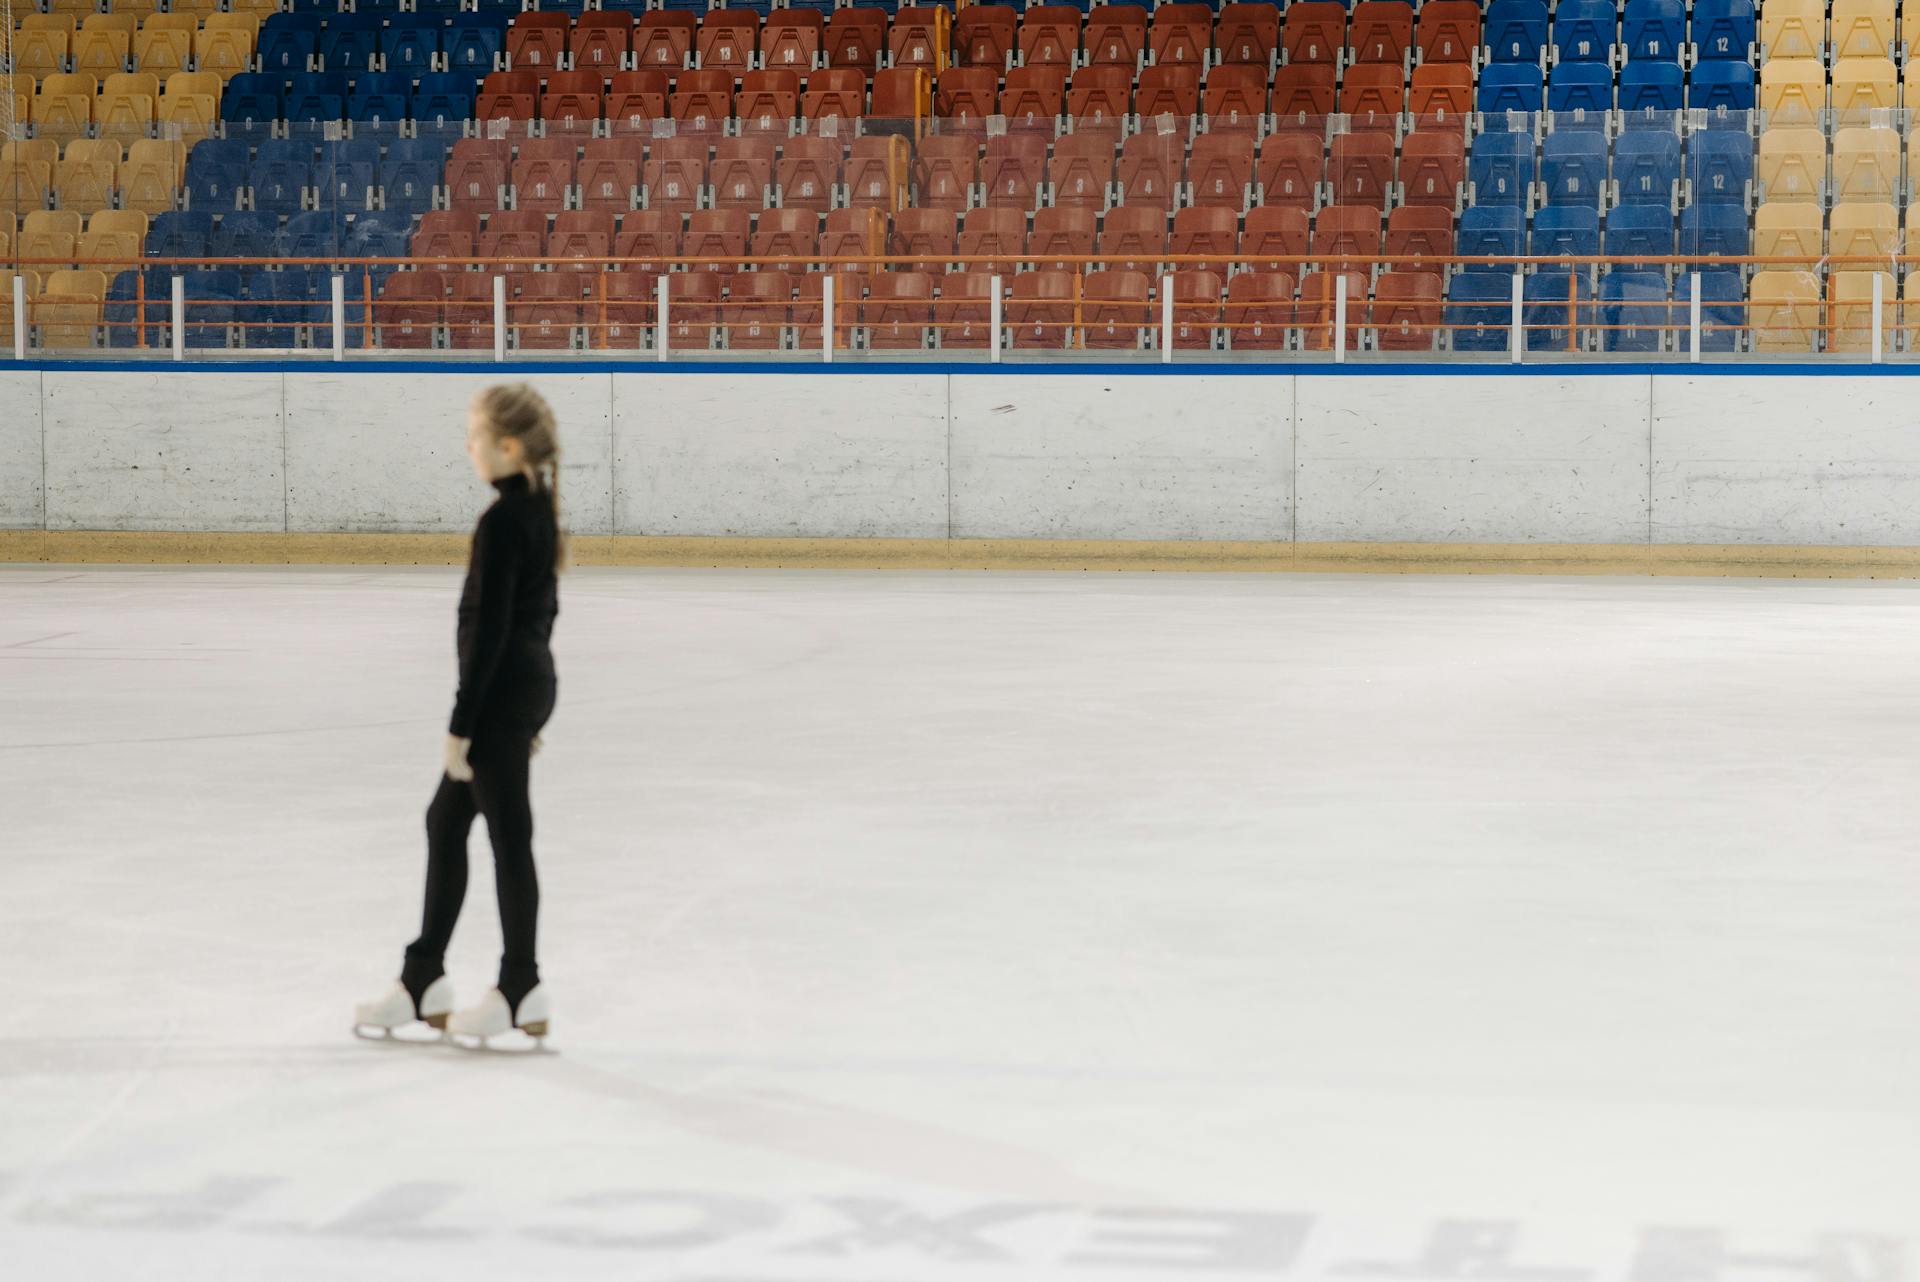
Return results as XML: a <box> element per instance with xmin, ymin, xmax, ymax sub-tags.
<box><xmin>476</xmin><ymin>382</ymin><xmax>567</xmax><ymax>573</ymax></box>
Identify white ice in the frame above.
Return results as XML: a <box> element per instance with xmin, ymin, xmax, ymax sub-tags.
<box><xmin>2</xmin><ymin>565</ymin><xmax>1916</xmax><ymax>1282</ymax></box>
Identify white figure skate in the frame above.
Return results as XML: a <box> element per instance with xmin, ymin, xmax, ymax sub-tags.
<box><xmin>352</xmin><ymin>976</ymin><xmax>454</xmax><ymax>1044</ymax></box>
<box><xmin>447</xmin><ymin>984</ymin><xmax>552</xmax><ymax>1053</ymax></box>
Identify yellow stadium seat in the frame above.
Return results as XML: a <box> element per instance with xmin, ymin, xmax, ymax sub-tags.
<box><xmin>31</xmin><ymin>73</ymin><xmax>97</xmax><ymax>134</ymax></box>
<box><xmin>169</xmin><ymin>0</ymin><xmax>224</xmax><ymax>16</ymax></box>
<box><xmin>228</xmin><ymin>0</ymin><xmax>283</xmax><ymax>17</ymax></box>
<box><xmin>37</xmin><ymin>268</ymin><xmax>108</xmax><ymax>349</ymax></box>
<box><xmin>1759</xmin><ymin>57</ymin><xmax>1826</xmax><ymax>119</ymax></box>
<box><xmin>134</xmin><ymin>14</ymin><xmax>197</xmax><ymax>76</ymax></box>
<box><xmin>48</xmin><ymin>0</ymin><xmax>103</xmax><ymax>16</ymax></box>
<box><xmin>118</xmin><ymin>137</ymin><xmax>181</xmax><ymax>214</ymax></box>
<box><xmin>1832</xmin><ymin>0</ymin><xmax>1896</xmax><ymax>58</ymax></box>
<box><xmin>160</xmin><ymin>70</ymin><xmax>219</xmax><ymax>142</ymax></box>
<box><xmin>0</xmin><ymin>163</ymin><xmax>52</xmax><ymax>216</ymax></box>
<box><xmin>1748</xmin><ymin>270</ymin><xmax>1824</xmax><ymax>352</ymax></box>
<box><xmin>11</xmin><ymin>24</ymin><xmax>71</xmax><ymax>78</ymax></box>
<box><xmin>0</xmin><ymin>271</ymin><xmax>44</xmax><ymax>340</ymax></box>
<box><xmin>7</xmin><ymin>87</ymin><xmax>27</xmax><ymax>134</ymax></box>
<box><xmin>194</xmin><ymin>18</ymin><xmax>256</xmax><ymax>78</ymax></box>
<box><xmin>1753</xmin><ymin>201</ymin><xmax>1825</xmax><ymax>263</ymax></box>
<box><xmin>0</xmin><ymin>212</ymin><xmax>13</xmax><ymax>261</ymax></box>
<box><xmin>1907</xmin><ymin>4</ymin><xmax>1920</xmax><ymax>57</ymax></box>
<box><xmin>1759</xmin><ymin>0</ymin><xmax>1825</xmax><ymax>60</ymax></box>
<box><xmin>1831</xmin><ymin>57</ymin><xmax>1897</xmax><ymax>118</ymax></box>
<box><xmin>107</xmin><ymin>0</ymin><xmax>168</xmax><ymax>15</ymax></box>
<box><xmin>1828</xmin><ymin>270</ymin><xmax>1896</xmax><ymax>352</ymax></box>
<box><xmin>1757</xmin><ymin>127</ymin><xmax>1826</xmax><ymax>202</ymax></box>
<box><xmin>73</xmin><ymin>17</ymin><xmax>133</xmax><ymax>78</ymax></box>
<box><xmin>21</xmin><ymin>210</ymin><xmax>81</xmax><ymax>268</ymax></box>
<box><xmin>79</xmin><ymin>209</ymin><xmax>147</xmax><ymax>268</ymax></box>
<box><xmin>1829</xmin><ymin>201</ymin><xmax>1898</xmax><ymax>260</ymax></box>
<box><xmin>2</xmin><ymin>138</ymin><xmax>62</xmax><ymax>175</ymax></box>
<box><xmin>203</xmin><ymin>12</ymin><xmax>263</xmax><ymax>42</ymax></box>
<box><xmin>1832</xmin><ymin>126</ymin><xmax>1900</xmax><ymax>202</ymax></box>
<box><xmin>55</xmin><ymin>137</ymin><xmax>123</xmax><ymax>211</ymax></box>
<box><xmin>99</xmin><ymin>70</ymin><xmax>159</xmax><ymax>142</ymax></box>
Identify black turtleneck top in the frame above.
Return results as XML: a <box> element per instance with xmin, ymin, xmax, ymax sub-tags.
<box><xmin>450</xmin><ymin>472</ymin><xmax>559</xmax><ymax>739</ymax></box>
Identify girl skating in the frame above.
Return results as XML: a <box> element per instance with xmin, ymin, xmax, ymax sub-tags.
<box><xmin>355</xmin><ymin>384</ymin><xmax>565</xmax><ymax>1049</ymax></box>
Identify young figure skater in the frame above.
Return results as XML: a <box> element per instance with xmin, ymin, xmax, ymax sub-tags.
<box><xmin>356</xmin><ymin>384</ymin><xmax>564</xmax><ymax>1046</ymax></box>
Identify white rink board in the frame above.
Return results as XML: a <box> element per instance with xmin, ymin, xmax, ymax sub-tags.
<box><xmin>40</xmin><ymin>370</ymin><xmax>285</xmax><ymax>533</ymax></box>
<box><xmin>1651</xmin><ymin>376</ymin><xmax>1920</xmax><ymax>546</ymax></box>
<box><xmin>1295</xmin><ymin>374</ymin><xmax>1651</xmax><ymax>543</ymax></box>
<box><xmin>285</xmin><ymin>372</ymin><xmax>617</xmax><ymax>535</ymax></box>
<box><xmin>949</xmin><ymin>374</ymin><xmax>1292</xmax><ymax>541</ymax></box>
<box><xmin>612</xmin><ymin>373</ymin><xmax>949</xmax><ymax>538</ymax></box>
<box><xmin>9</xmin><ymin>369</ymin><xmax>1920</xmax><ymax>546</ymax></box>
<box><xmin>0</xmin><ymin>371</ymin><xmax>42</xmax><ymax>530</ymax></box>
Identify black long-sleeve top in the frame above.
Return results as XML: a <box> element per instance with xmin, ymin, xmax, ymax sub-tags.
<box><xmin>449</xmin><ymin>473</ymin><xmax>559</xmax><ymax>738</ymax></box>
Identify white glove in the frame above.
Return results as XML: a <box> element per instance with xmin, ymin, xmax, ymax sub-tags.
<box><xmin>444</xmin><ymin>734</ymin><xmax>474</xmax><ymax>782</ymax></box>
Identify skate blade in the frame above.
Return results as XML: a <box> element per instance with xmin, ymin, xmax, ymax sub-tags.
<box><xmin>351</xmin><ymin>1023</ymin><xmax>452</xmax><ymax>1047</ymax></box>
<box><xmin>446</xmin><ymin>1029</ymin><xmax>557</xmax><ymax>1056</ymax></box>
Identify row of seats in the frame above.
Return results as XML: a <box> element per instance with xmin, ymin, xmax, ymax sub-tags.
<box><xmin>8</xmin><ymin>11</ymin><xmax>261</xmax><ymax>80</ymax></box>
<box><xmin>0</xmin><ymin>210</ymin><xmax>149</xmax><ymax>267</ymax></box>
<box><xmin>1471</xmin><ymin>52</ymin><xmax>1915</xmax><ymax>116</ymax></box>
<box><xmin>12</xmin><ymin>69</ymin><xmax>225</xmax><ymax>138</ymax></box>
<box><xmin>1752</xmin><ymin>122</ymin><xmax>1916</xmax><ymax>203</ymax></box>
<box><xmin>1</xmin><ymin>139</ymin><xmax>188</xmax><ymax>215</ymax></box>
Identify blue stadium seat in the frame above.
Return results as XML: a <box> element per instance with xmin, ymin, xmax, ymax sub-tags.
<box><xmin>1531</xmin><ymin>205</ymin><xmax>1600</xmax><ymax>259</ymax></box>
<box><xmin>213</xmin><ymin>211</ymin><xmax>281</xmax><ymax>258</ymax></box>
<box><xmin>259</xmin><ymin>20</ymin><xmax>321</xmax><ymax>78</ymax></box>
<box><xmin>381</xmin><ymin>15</ymin><xmax>442</xmax><ymax>76</ymax></box>
<box><xmin>1548</xmin><ymin>62</ymin><xmax>1613</xmax><ymax>119</ymax></box>
<box><xmin>1688</xmin><ymin>129</ymin><xmax>1753</xmax><ymax>204</ymax></box>
<box><xmin>244</xmin><ymin>268</ymin><xmax>323</xmax><ymax>347</ymax></box>
<box><xmin>185</xmin><ymin>140</ymin><xmax>249</xmax><ymax>212</ymax></box>
<box><xmin>1623</xmin><ymin>0</ymin><xmax>1685</xmax><ymax>61</ymax></box>
<box><xmin>1485</xmin><ymin>0</ymin><xmax>1549</xmax><ymax>64</ymax></box>
<box><xmin>183</xmin><ymin>270</ymin><xmax>241</xmax><ymax>349</ymax></box>
<box><xmin>1599</xmin><ymin>271</ymin><xmax>1670</xmax><ymax>353</ymax></box>
<box><xmin>1613</xmin><ymin>132</ymin><xmax>1681</xmax><ymax>207</ymax></box>
<box><xmin>355</xmin><ymin>0</ymin><xmax>406</xmax><ymax>17</ymax></box>
<box><xmin>448</xmin><ymin>21</ymin><xmax>507</xmax><ymax>74</ymax></box>
<box><xmin>319</xmin><ymin>138</ymin><xmax>382</xmax><ymax>211</ymax></box>
<box><xmin>1458</xmin><ymin>205</ymin><xmax>1527</xmax><ymax>259</ymax></box>
<box><xmin>1478</xmin><ymin>63</ymin><xmax>1544</xmax><ymax>117</ymax></box>
<box><xmin>321</xmin><ymin>22</ymin><xmax>380</xmax><ymax>73</ymax></box>
<box><xmin>380</xmin><ymin>136</ymin><xmax>447</xmax><ymax>213</ymax></box>
<box><xmin>415</xmin><ymin>73</ymin><xmax>478</xmax><ymax>125</ymax></box>
<box><xmin>1468</xmin><ymin>131</ymin><xmax>1535</xmax><ymax>205</ymax></box>
<box><xmin>1523</xmin><ymin>271</ymin><xmax>1594</xmax><ymax>351</ymax></box>
<box><xmin>148</xmin><ymin>211</ymin><xmax>215</xmax><ymax>258</ymax></box>
<box><xmin>1618</xmin><ymin>59</ymin><xmax>1683</xmax><ymax>117</ymax></box>
<box><xmin>286</xmin><ymin>72</ymin><xmax>348</xmax><ymax>121</ymax></box>
<box><xmin>1603</xmin><ymin>205</ymin><xmax>1675</xmax><ymax>267</ymax></box>
<box><xmin>219</xmin><ymin>73</ymin><xmax>282</xmax><ymax>133</ymax></box>
<box><xmin>348</xmin><ymin>211</ymin><xmax>413</xmax><ymax>257</ymax></box>
<box><xmin>1690</xmin><ymin>59</ymin><xmax>1755</xmax><ymax>114</ymax></box>
<box><xmin>105</xmin><ymin>271</ymin><xmax>171</xmax><ymax>348</ymax></box>
<box><xmin>250</xmin><ymin>142</ymin><xmax>313</xmax><ymax>216</ymax></box>
<box><xmin>1551</xmin><ymin>0</ymin><xmax>1618</xmax><ymax>63</ymax></box>
<box><xmin>419</xmin><ymin>0</ymin><xmax>471</xmax><ymax>18</ymax></box>
<box><xmin>1541</xmin><ymin>131</ymin><xmax>1606</xmax><ymax>206</ymax></box>
<box><xmin>1696</xmin><ymin>270</ymin><xmax>1744</xmax><ymax>352</ymax></box>
<box><xmin>1447</xmin><ymin>272</ymin><xmax>1514</xmax><ymax>353</ymax></box>
<box><xmin>348</xmin><ymin>72</ymin><xmax>412</xmax><ymax>124</ymax></box>
<box><xmin>282</xmin><ymin>211</ymin><xmax>346</xmax><ymax>259</ymax></box>
<box><xmin>1680</xmin><ymin>203</ymin><xmax>1750</xmax><ymax>258</ymax></box>
<box><xmin>1692</xmin><ymin>0</ymin><xmax>1757</xmax><ymax>63</ymax></box>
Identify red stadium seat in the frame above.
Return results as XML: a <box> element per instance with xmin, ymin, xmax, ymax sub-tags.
<box><xmin>478</xmin><ymin>70</ymin><xmax>539</xmax><ymax>124</ymax></box>
<box><xmin>1329</xmin><ymin>131</ymin><xmax>1394</xmax><ymax>208</ymax></box>
<box><xmin>599</xmin><ymin>269</ymin><xmax>657</xmax><ymax>349</ymax></box>
<box><xmin>1399</xmin><ymin>130</ymin><xmax>1465</xmax><ymax>209</ymax></box>
<box><xmin>1271</xmin><ymin>65</ymin><xmax>1336</xmax><ymax>122</ymax></box>
<box><xmin>725</xmin><ymin>270</ymin><xmax>790</xmax><ymax>350</ymax></box>
<box><xmin>1084</xmin><ymin>4</ymin><xmax>1147</xmax><ymax>67</ymax></box>
<box><xmin>642</xmin><ymin>136</ymin><xmax>708</xmax><ymax>215</ymax></box>
<box><xmin>446</xmin><ymin>140</ymin><xmax>509</xmax><ymax>214</ymax></box>
<box><xmin>916</xmin><ymin>134</ymin><xmax>978</xmax><ymax>212</ymax></box>
<box><xmin>843</xmin><ymin>136</ymin><xmax>902</xmax><ymax>210</ymax></box>
<box><xmin>665</xmin><ymin>270</ymin><xmax>721</xmax><ymax>349</ymax></box>
<box><xmin>1204</xmin><ymin>63</ymin><xmax>1268</xmax><ymax>131</ymax></box>
<box><xmin>635</xmin><ymin>12</ymin><xmax>696</xmax><ymax>70</ymax></box>
<box><xmin>1384</xmin><ymin>204</ymin><xmax>1454</xmax><ymax>262</ymax></box>
<box><xmin>981</xmin><ymin>134</ymin><xmax>1046</xmax><ymax>209</ymax></box>
<box><xmin>893</xmin><ymin>207</ymin><xmax>958</xmax><ymax>263</ymax></box>
<box><xmin>1258</xmin><ymin>132</ymin><xmax>1325</xmax><ymax>211</ymax></box>
<box><xmin>1296</xmin><ymin>269</ymin><xmax>1368</xmax><ymax>350</ymax></box>
<box><xmin>1349</xmin><ymin>1</ymin><xmax>1414</xmax><ymax>65</ymax></box>
<box><xmin>710</xmin><ymin>136</ymin><xmax>774</xmax><ymax>211</ymax></box>
<box><xmin>479</xmin><ymin>208</ymin><xmax>547</xmax><ymax>268</ymax></box>
<box><xmin>826</xmin><ymin>206</ymin><xmax>884</xmax><ymax>263</ymax></box>
<box><xmin>1188</xmin><ymin>134</ymin><xmax>1255</xmax><ymax>210</ymax></box>
<box><xmin>779</xmin><ymin>135</ymin><xmax>843</xmax><ymax>213</ymax></box>
<box><xmin>541</xmin><ymin>71</ymin><xmax>604</xmax><ymax>136</ymax></box>
<box><xmin>803</xmin><ymin>69</ymin><xmax>867</xmax><ymax>124</ymax></box>
<box><xmin>1117</xmin><ymin>132</ymin><xmax>1182</xmax><ymax>209</ymax></box>
<box><xmin>1417</xmin><ymin>1</ymin><xmax>1480</xmax><ymax>63</ymax></box>
<box><xmin>1031</xmin><ymin>205</ymin><xmax>1096</xmax><ymax>271</ymax></box>
<box><xmin>1172</xmin><ymin>205</ymin><xmax>1238</xmax><ymax>267</ymax></box>
<box><xmin>935</xmin><ymin>270</ymin><xmax>997</xmax><ymax>349</ymax></box>
<box><xmin>957</xmin><ymin>206</ymin><xmax>1025</xmax><ymax>275</ymax></box>
<box><xmin>1411</xmin><ymin>63</ymin><xmax>1473</xmax><ymax>124</ymax></box>
<box><xmin>865</xmin><ymin>271</ymin><xmax>935</xmax><ymax>349</ymax></box>
<box><xmin>506</xmin><ymin>13</ymin><xmax>569</xmax><ymax>70</ymax></box>
<box><xmin>413</xmin><ymin>211</ymin><xmax>478</xmax><ymax>261</ymax></box>
<box><xmin>738</xmin><ymin>69</ymin><xmax>801</xmax><ymax>136</ymax></box>
<box><xmin>1217</xmin><ymin>3</ymin><xmax>1281</xmax><ymax>67</ymax></box>
<box><xmin>613</xmin><ymin>209</ymin><xmax>681</xmax><ymax>274</ymax></box>
<box><xmin>762</xmin><ymin>10</ymin><xmax>822</xmax><ymax>72</ymax></box>
<box><xmin>937</xmin><ymin>66</ymin><xmax>998</xmax><ymax>124</ymax></box>
<box><xmin>1001</xmin><ymin>65</ymin><xmax>1067</xmax><ymax>131</ymax></box>
<box><xmin>1283</xmin><ymin>2</ymin><xmax>1347</xmax><ymax>65</ymax></box>
<box><xmin>606</xmin><ymin>70</ymin><xmax>670</xmax><ymax>135</ymax></box>
<box><xmin>672</xmin><ymin>69</ymin><xmax>734</xmax><ymax>134</ymax></box>
<box><xmin>684</xmin><ymin>208</ymin><xmax>751</xmax><ymax>274</ymax></box>
<box><xmin>1339</xmin><ymin>65</ymin><xmax>1405</xmax><ymax>125</ymax></box>
<box><xmin>511</xmin><ymin>137</ymin><xmax>575</xmax><ymax>215</ymax></box>
<box><xmin>892</xmin><ymin>7</ymin><xmax>949</xmax><ymax>69</ymax></box>
<box><xmin>1019</xmin><ymin>5</ymin><xmax>1083</xmax><ymax>68</ymax></box>
<box><xmin>825</xmin><ymin>8</ymin><xmax>886</xmax><ymax>71</ymax></box>
<box><xmin>1007</xmin><ymin>270</ymin><xmax>1075</xmax><ymax>348</ymax></box>
<box><xmin>1082</xmin><ymin>269</ymin><xmax>1153</xmax><ymax>349</ymax></box>
<box><xmin>571</xmin><ymin>12</ymin><xmax>633</xmax><ymax>74</ymax></box>
<box><xmin>1050</xmin><ymin>131</ymin><xmax>1117</xmax><ymax>210</ymax></box>
<box><xmin>1310</xmin><ymin>204</ymin><xmax>1381</xmax><ymax>272</ymax></box>
<box><xmin>698</xmin><ymin>9</ymin><xmax>759</xmax><ymax>74</ymax></box>
<box><xmin>1224</xmin><ymin>271</ymin><xmax>1295</xmax><ymax>349</ymax></box>
<box><xmin>958</xmin><ymin>4</ymin><xmax>1019</xmax><ymax>69</ymax></box>
<box><xmin>871</xmin><ymin>67</ymin><xmax>928</xmax><ymax>119</ymax></box>
<box><xmin>1169</xmin><ymin>269</ymin><xmax>1224</xmax><ymax>349</ymax></box>
<box><xmin>1136</xmin><ymin>64</ymin><xmax>1200</xmax><ymax>118</ymax></box>
<box><xmin>1098</xmin><ymin>205</ymin><xmax>1167</xmax><ymax>274</ymax></box>
<box><xmin>447</xmin><ymin>273</ymin><xmax>498</xmax><ymax>350</ymax></box>
<box><xmin>551</xmin><ymin>209</ymin><xmax>613</xmax><ymax>270</ymax></box>
<box><xmin>793</xmin><ymin>270</ymin><xmax>860</xmax><ymax>349</ymax></box>
<box><xmin>378</xmin><ymin>272</ymin><xmax>445</xmax><ymax>349</ymax></box>
<box><xmin>515</xmin><ymin>272</ymin><xmax>583</xmax><ymax>351</ymax></box>
<box><xmin>1068</xmin><ymin>65</ymin><xmax>1132</xmax><ymax>127</ymax></box>
<box><xmin>752</xmin><ymin>208</ymin><xmax>820</xmax><ymax>272</ymax></box>
<box><xmin>1242</xmin><ymin>205</ymin><xmax>1311</xmax><ymax>271</ymax></box>
<box><xmin>1149</xmin><ymin>4</ymin><xmax>1213</xmax><ymax>67</ymax></box>
<box><xmin>1372</xmin><ymin>270</ymin><xmax>1443</xmax><ymax>351</ymax></box>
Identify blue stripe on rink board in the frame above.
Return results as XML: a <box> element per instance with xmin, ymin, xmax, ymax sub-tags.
<box><xmin>12</xmin><ymin>360</ymin><xmax>1920</xmax><ymax>377</ymax></box>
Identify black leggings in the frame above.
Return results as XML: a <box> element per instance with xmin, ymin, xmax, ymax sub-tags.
<box><xmin>404</xmin><ymin>720</ymin><xmax>547</xmax><ymax>1011</ymax></box>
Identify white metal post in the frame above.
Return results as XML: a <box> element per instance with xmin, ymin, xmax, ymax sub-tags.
<box><xmin>822</xmin><ymin>273</ymin><xmax>834</xmax><ymax>363</ymax></box>
<box><xmin>989</xmin><ymin>274</ymin><xmax>1002</xmax><ymax>363</ymax></box>
<box><xmin>1160</xmin><ymin>274</ymin><xmax>1173</xmax><ymax>364</ymax></box>
<box><xmin>171</xmin><ymin>275</ymin><xmax>185</xmax><ymax>361</ymax></box>
<box><xmin>11</xmin><ymin>274</ymin><xmax>23</xmax><ymax>360</ymax></box>
<box><xmin>1872</xmin><ymin>271</ymin><xmax>1885</xmax><ymax>363</ymax></box>
<box><xmin>493</xmin><ymin>275</ymin><xmax>507</xmax><ymax>361</ymax></box>
<box><xmin>656</xmin><ymin>274</ymin><xmax>669</xmax><ymax>360</ymax></box>
<box><xmin>1688</xmin><ymin>273</ymin><xmax>1702</xmax><ymax>362</ymax></box>
<box><xmin>331</xmin><ymin>274</ymin><xmax>346</xmax><ymax>360</ymax></box>
<box><xmin>1334</xmin><ymin>274</ymin><xmax>1348</xmax><ymax>363</ymax></box>
<box><xmin>1508</xmin><ymin>271</ymin><xmax>1523</xmax><ymax>363</ymax></box>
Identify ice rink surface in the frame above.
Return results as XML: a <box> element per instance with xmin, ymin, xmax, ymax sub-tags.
<box><xmin>2</xmin><ymin>564</ymin><xmax>1916</xmax><ymax>1282</ymax></box>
